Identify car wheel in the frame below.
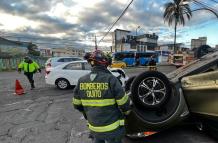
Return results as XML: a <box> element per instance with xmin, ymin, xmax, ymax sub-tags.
<box><xmin>125</xmin><ymin>76</ymin><xmax>136</xmax><ymax>92</ymax></box>
<box><xmin>56</xmin><ymin>78</ymin><xmax>70</xmax><ymax>90</ymax></box>
<box><xmin>131</xmin><ymin>71</ymin><xmax>171</xmax><ymax>109</ymax></box>
<box><xmin>125</xmin><ymin>83</ymin><xmax>189</xmax><ymax>133</ymax></box>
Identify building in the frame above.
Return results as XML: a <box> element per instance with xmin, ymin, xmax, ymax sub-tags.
<box><xmin>112</xmin><ymin>29</ymin><xmax>158</xmax><ymax>52</ymax></box>
<box><xmin>135</xmin><ymin>33</ymin><xmax>158</xmax><ymax>51</ymax></box>
<box><xmin>156</xmin><ymin>43</ymin><xmax>190</xmax><ymax>63</ymax></box>
<box><xmin>51</xmin><ymin>47</ymin><xmax>85</xmax><ymax>57</ymax></box>
<box><xmin>112</xmin><ymin>29</ymin><xmax>131</xmax><ymax>52</ymax></box>
<box><xmin>156</xmin><ymin>43</ymin><xmax>189</xmax><ymax>52</ymax></box>
<box><xmin>39</xmin><ymin>48</ymin><xmax>53</xmax><ymax>57</ymax></box>
<box><xmin>191</xmin><ymin>37</ymin><xmax>207</xmax><ymax>49</ymax></box>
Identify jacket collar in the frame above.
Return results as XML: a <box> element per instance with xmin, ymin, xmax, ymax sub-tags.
<box><xmin>91</xmin><ymin>66</ymin><xmax>110</xmax><ymax>73</ymax></box>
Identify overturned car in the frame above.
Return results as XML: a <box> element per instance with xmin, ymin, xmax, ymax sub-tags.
<box><xmin>125</xmin><ymin>50</ymin><xmax>218</xmax><ymax>137</ymax></box>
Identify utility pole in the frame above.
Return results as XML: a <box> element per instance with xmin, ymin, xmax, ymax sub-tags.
<box><xmin>95</xmin><ymin>35</ymin><xmax>97</xmax><ymax>50</ymax></box>
<box><xmin>136</xmin><ymin>26</ymin><xmax>140</xmax><ymax>36</ymax></box>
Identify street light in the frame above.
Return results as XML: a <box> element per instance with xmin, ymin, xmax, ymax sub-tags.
<box><xmin>136</xmin><ymin>26</ymin><xmax>141</xmax><ymax>36</ymax></box>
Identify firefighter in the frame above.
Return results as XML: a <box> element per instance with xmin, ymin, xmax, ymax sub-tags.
<box><xmin>18</xmin><ymin>56</ymin><xmax>41</xmax><ymax>89</ymax></box>
<box><xmin>73</xmin><ymin>50</ymin><xmax>131</xmax><ymax>143</ymax></box>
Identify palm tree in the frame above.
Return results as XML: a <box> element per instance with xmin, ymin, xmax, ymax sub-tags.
<box><xmin>163</xmin><ymin>0</ymin><xmax>192</xmax><ymax>53</ymax></box>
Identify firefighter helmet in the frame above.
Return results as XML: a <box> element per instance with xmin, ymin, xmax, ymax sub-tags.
<box><xmin>87</xmin><ymin>50</ymin><xmax>110</xmax><ymax>66</ymax></box>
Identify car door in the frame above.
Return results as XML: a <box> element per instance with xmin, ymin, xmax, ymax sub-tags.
<box><xmin>63</xmin><ymin>62</ymin><xmax>90</xmax><ymax>85</ymax></box>
<box><xmin>181</xmin><ymin>70</ymin><xmax>218</xmax><ymax>117</ymax></box>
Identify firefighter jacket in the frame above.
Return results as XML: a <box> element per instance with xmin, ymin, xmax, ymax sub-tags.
<box><xmin>72</xmin><ymin>66</ymin><xmax>131</xmax><ymax>137</ymax></box>
<box><xmin>18</xmin><ymin>60</ymin><xmax>40</xmax><ymax>73</ymax></box>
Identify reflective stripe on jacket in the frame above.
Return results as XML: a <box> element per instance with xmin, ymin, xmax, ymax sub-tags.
<box><xmin>18</xmin><ymin>61</ymin><xmax>39</xmax><ymax>73</ymax></box>
<box><xmin>73</xmin><ymin>66</ymin><xmax>130</xmax><ymax>134</ymax></box>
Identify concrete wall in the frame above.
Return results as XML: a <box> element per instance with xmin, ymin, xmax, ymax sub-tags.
<box><xmin>0</xmin><ymin>57</ymin><xmax>47</xmax><ymax>71</ymax></box>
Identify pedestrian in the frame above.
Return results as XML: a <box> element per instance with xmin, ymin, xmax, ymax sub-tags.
<box><xmin>148</xmin><ymin>55</ymin><xmax>157</xmax><ymax>71</ymax></box>
<box><xmin>73</xmin><ymin>50</ymin><xmax>131</xmax><ymax>143</ymax></box>
<box><xmin>18</xmin><ymin>56</ymin><xmax>41</xmax><ymax>89</ymax></box>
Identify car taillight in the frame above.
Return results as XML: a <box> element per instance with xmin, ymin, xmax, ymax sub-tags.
<box><xmin>47</xmin><ymin>63</ymin><xmax>51</xmax><ymax>67</ymax></box>
<box><xmin>46</xmin><ymin>71</ymin><xmax>50</xmax><ymax>75</ymax></box>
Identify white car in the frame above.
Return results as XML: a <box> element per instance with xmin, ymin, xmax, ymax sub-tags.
<box><xmin>45</xmin><ymin>60</ymin><xmax>128</xmax><ymax>89</ymax></box>
<box><xmin>45</xmin><ymin>57</ymin><xmax>82</xmax><ymax>71</ymax></box>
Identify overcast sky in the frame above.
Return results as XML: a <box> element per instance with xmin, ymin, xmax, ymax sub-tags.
<box><xmin>0</xmin><ymin>0</ymin><xmax>217</xmax><ymax>50</ymax></box>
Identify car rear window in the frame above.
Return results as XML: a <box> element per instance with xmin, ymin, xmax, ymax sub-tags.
<box><xmin>57</xmin><ymin>58</ymin><xmax>65</xmax><ymax>62</ymax></box>
<box><xmin>63</xmin><ymin>63</ymin><xmax>82</xmax><ymax>70</ymax></box>
<box><xmin>57</xmin><ymin>57</ymin><xmax>82</xmax><ymax>62</ymax></box>
<box><xmin>71</xmin><ymin>58</ymin><xmax>82</xmax><ymax>61</ymax></box>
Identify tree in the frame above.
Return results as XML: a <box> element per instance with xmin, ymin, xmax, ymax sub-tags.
<box><xmin>163</xmin><ymin>0</ymin><xmax>192</xmax><ymax>53</ymax></box>
<box><xmin>27</xmin><ymin>43</ymin><xmax>40</xmax><ymax>56</ymax></box>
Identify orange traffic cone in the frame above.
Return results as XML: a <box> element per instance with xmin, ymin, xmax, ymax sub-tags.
<box><xmin>15</xmin><ymin>79</ymin><xmax>25</xmax><ymax>95</ymax></box>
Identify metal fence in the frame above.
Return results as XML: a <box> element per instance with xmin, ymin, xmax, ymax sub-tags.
<box><xmin>0</xmin><ymin>57</ymin><xmax>47</xmax><ymax>71</ymax></box>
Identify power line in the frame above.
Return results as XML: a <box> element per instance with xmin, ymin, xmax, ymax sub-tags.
<box><xmin>192</xmin><ymin>0</ymin><xmax>218</xmax><ymax>18</ymax></box>
<box><xmin>103</xmin><ymin>0</ymin><xmax>131</xmax><ymax>31</ymax></box>
<box><xmin>193</xmin><ymin>0</ymin><xmax>218</xmax><ymax>13</ymax></box>
<box><xmin>98</xmin><ymin>0</ymin><xmax>134</xmax><ymax>45</ymax></box>
<box><xmin>208</xmin><ymin>0</ymin><xmax>218</xmax><ymax>3</ymax></box>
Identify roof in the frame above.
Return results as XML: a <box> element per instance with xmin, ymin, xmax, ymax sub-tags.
<box><xmin>115</xmin><ymin>29</ymin><xmax>131</xmax><ymax>33</ymax></box>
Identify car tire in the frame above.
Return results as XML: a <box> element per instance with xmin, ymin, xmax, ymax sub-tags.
<box><xmin>125</xmin><ymin>76</ymin><xmax>136</xmax><ymax>92</ymax></box>
<box><xmin>55</xmin><ymin>78</ymin><xmax>70</xmax><ymax>90</ymax></box>
<box><xmin>131</xmin><ymin>71</ymin><xmax>171</xmax><ymax>109</ymax></box>
<box><xmin>125</xmin><ymin>84</ymin><xmax>189</xmax><ymax>133</ymax></box>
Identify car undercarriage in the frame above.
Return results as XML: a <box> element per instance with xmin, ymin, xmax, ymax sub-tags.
<box><xmin>125</xmin><ymin>51</ymin><xmax>218</xmax><ymax>137</ymax></box>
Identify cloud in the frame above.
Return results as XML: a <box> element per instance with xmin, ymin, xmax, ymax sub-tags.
<box><xmin>0</xmin><ymin>0</ymin><xmax>217</xmax><ymax>49</ymax></box>
<box><xmin>0</xmin><ymin>1</ymin><xmax>77</xmax><ymax>33</ymax></box>
<box><xmin>77</xmin><ymin>0</ymin><xmax>125</xmax><ymax>32</ymax></box>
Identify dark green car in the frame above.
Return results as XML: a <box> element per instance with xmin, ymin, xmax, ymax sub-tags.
<box><xmin>125</xmin><ymin>50</ymin><xmax>218</xmax><ymax>138</ymax></box>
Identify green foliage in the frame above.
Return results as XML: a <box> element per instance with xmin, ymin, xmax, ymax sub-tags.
<box><xmin>163</xmin><ymin>0</ymin><xmax>192</xmax><ymax>52</ymax></box>
<box><xmin>27</xmin><ymin>43</ymin><xmax>40</xmax><ymax>56</ymax></box>
<box><xmin>163</xmin><ymin>0</ymin><xmax>192</xmax><ymax>26</ymax></box>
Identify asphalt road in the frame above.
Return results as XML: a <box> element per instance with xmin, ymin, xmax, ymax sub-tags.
<box><xmin>0</xmin><ymin>65</ymin><xmax>217</xmax><ymax>143</ymax></box>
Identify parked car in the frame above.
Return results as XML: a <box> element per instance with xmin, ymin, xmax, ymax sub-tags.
<box><xmin>45</xmin><ymin>57</ymin><xmax>82</xmax><ymax>72</ymax></box>
<box><xmin>110</xmin><ymin>61</ymin><xmax>127</xmax><ymax>68</ymax></box>
<box><xmin>45</xmin><ymin>60</ymin><xmax>128</xmax><ymax>89</ymax></box>
<box><xmin>125</xmin><ymin>50</ymin><xmax>218</xmax><ymax>138</ymax></box>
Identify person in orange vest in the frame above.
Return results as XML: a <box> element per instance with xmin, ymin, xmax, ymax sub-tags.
<box><xmin>18</xmin><ymin>56</ymin><xmax>41</xmax><ymax>89</ymax></box>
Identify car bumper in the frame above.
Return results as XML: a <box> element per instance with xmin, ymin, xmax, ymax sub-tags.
<box><xmin>45</xmin><ymin>75</ymin><xmax>55</xmax><ymax>85</ymax></box>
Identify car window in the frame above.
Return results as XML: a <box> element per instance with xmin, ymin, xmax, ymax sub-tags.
<box><xmin>64</xmin><ymin>58</ymin><xmax>73</xmax><ymax>62</ymax></box>
<box><xmin>57</xmin><ymin>58</ymin><xmax>65</xmax><ymax>62</ymax></box>
<box><xmin>71</xmin><ymin>58</ymin><xmax>82</xmax><ymax>61</ymax></box>
<box><xmin>63</xmin><ymin>63</ymin><xmax>82</xmax><ymax>70</ymax></box>
<box><xmin>84</xmin><ymin>63</ymin><xmax>92</xmax><ymax>70</ymax></box>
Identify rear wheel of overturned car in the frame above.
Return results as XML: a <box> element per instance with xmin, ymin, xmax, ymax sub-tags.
<box><xmin>56</xmin><ymin>78</ymin><xmax>70</xmax><ymax>90</ymax></box>
<box><xmin>131</xmin><ymin>71</ymin><xmax>171</xmax><ymax>109</ymax></box>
